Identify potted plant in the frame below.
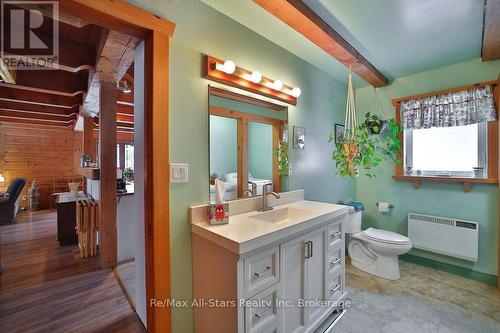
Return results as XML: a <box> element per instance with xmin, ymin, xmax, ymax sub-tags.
<box><xmin>364</xmin><ymin>112</ymin><xmax>387</xmax><ymax>135</ymax></box>
<box><xmin>274</xmin><ymin>140</ymin><xmax>289</xmax><ymax>176</ymax></box>
<box><xmin>123</xmin><ymin>168</ymin><xmax>134</xmax><ymax>182</ymax></box>
<box><xmin>329</xmin><ymin>114</ymin><xmax>402</xmax><ymax>178</ymax></box>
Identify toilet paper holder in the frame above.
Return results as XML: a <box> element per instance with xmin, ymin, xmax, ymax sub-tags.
<box><xmin>376</xmin><ymin>203</ymin><xmax>395</xmax><ymax>209</ymax></box>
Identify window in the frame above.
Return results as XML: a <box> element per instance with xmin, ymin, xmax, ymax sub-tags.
<box><xmin>404</xmin><ymin>123</ymin><xmax>487</xmax><ymax>178</ymax></box>
<box><xmin>116</xmin><ymin>143</ymin><xmax>134</xmax><ymax>171</ymax></box>
<box><xmin>396</xmin><ymin>82</ymin><xmax>497</xmax><ymax>183</ymax></box>
<box><xmin>125</xmin><ymin>144</ymin><xmax>134</xmax><ymax>170</ymax></box>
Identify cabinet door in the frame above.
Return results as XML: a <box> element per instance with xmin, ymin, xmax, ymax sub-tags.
<box><xmin>281</xmin><ymin>226</ymin><xmax>328</xmax><ymax>333</ymax></box>
<box><xmin>281</xmin><ymin>233</ymin><xmax>307</xmax><ymax>333</ymax></box>
<box><xmin>303</xmin><ymin>227</ymin><xmax>327</xmax><ymax>325</ymax></box>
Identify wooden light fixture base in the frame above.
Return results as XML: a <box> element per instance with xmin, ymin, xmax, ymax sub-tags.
<box><xmin>202</xmin><ymin>55</ymin><xmax>297</xmax><ymax>106</ymax></box>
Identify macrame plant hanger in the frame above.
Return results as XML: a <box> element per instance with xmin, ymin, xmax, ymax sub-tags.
<box><xmin>343</xmin><ymin>65</ymin><xmax>358</xmax><ymax>176</ymax></box>
<box><xmin>368</xmin><ymin>86</ymin><xmax>389</xmax><ymax>134</ymax></box>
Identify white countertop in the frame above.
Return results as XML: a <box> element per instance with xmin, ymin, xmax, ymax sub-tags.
<box><xmin>192</xmin><ymin>200</ymin><xmax>349</xmax><ymax>254</ymax></box>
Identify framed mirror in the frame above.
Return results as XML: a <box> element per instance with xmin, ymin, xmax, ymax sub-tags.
<box><xmin>208</xmin><ymin>86</ymin><xmax>288</xmax><ymax>202</ymax></box>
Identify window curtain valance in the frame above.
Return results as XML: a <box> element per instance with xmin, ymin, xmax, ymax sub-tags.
<box><xmin>400</xmin><ymin>85</ymin><xmax>497</xmax><ymax>130</ymax></box>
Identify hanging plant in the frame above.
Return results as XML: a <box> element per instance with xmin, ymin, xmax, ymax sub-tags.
<box><xmin>364</xmin><ymin>112</ymin><xmax>387</xmax><ymax>134</ymax></box>
<box><xmin>328</xmin><ymin>69</ymin><xmax>402</xmax><ymax>178</ymax></box>
<box><xmin>275</xmin><ymin>139</ymin><xmax>289</xmax><ymax>176</ymax></box>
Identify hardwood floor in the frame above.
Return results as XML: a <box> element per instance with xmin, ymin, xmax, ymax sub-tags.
<box><xmin>115</xmin><ymin>261</ymin><xmax>136</xmax><ymax>310</ymax></box>
<box><xmin>0</xmin><ymin>210</ymin><xmax>145</xmax><ymax>333</ymax></box>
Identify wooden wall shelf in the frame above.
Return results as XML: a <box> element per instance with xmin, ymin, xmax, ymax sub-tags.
<box><xmin>80</xmin><ymin>167</ymin><xmax>100</xmax><ymax>180</ymax></box>
<box><xmin>393</xmin><ymin>175</ymin><xmax>498</xmax><ymax>192</ymax></box>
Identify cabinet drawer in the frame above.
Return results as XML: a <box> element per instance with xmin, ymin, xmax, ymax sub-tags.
<box><xmin>327</xmin><ymin>223</ymin><xmax>343</xmax><ymax>250</ymax></box>
<box><xmin>327</xmin><ymin>247</ymin><xmax>343</xmax><ymax>274</ymax></box>
<box><xmin>244</xmin><ymin>284</ymin><xmax>281</xmax><ymax>333</ymax></box>
<box><xmin>327</xmin><ymin>270</ymin><xmax>343</xmax><ymax>300</ymax></box>
<box><xmin>244</xmin><ymin>245</ymin><xmax>280</xmax><ymax>299</ymax></box>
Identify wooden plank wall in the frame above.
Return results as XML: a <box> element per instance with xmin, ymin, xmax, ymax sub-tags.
<box><xmin>0</xmin><ymin>124</ymin><xmax>83</xmax><ymax>209</ymax></box>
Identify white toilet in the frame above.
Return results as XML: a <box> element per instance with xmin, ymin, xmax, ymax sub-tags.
<box><xmin>345</xmin><ymin>206</ymin><xmax>412</xmax><ymax>280</ymax></box>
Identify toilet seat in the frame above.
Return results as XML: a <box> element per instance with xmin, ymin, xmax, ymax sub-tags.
<box><xmin>360</xmin><ymin>227</ymin><xmax>411</xmax><ymax>245</ymax></box>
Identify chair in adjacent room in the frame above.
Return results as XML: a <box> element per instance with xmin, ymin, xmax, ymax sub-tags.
<box><xmin>0</xmin><ymin>178</ymin><xmax>27</xmax><ymax>224</ymax></box>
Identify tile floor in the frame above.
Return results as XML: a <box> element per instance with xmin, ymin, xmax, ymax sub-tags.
<box><xmin>335</xmin><ymin>259</ymin><xmax>500</xmax><ymax>333</ymax></box>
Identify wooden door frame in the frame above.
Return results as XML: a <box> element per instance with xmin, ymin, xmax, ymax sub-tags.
<box><xmin>209</xmin><ymin>106</ymin><xmax>284</xmax><ymax>196</ymax></box>
<box><xmin>61</xmin><ymin>1</ymin><xmax>175</xmax><ymax>331</ymax></box>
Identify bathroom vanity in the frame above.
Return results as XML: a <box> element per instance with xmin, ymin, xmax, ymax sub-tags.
<box><xmin>190</xmin><ymin>190</ymin><xmax>349</xmax><ymax>333</ymax></box>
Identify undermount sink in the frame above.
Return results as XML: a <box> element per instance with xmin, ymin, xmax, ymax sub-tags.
<box><xmin>249</xmin><ymin>207</ymin><xmax>314</xmax><ymax>224</ymax></box>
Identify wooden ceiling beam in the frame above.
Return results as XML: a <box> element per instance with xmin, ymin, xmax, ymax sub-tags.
<box><xmin>117</xmin><ymin>114</ymin><xmax>134</xmax><ymax>123</ymax></box>
<box><xmin>0</xmin><ymin>109</ymin><xmax>77</xmax><ymax>122</ymax></box>
<box><xmin>0</xmin><ymin>87</ymin><xmax>82</xmax><ymax>107</ymax></box>
<box><xmin>81</xmin><ymin>30</ymin><xmax>139</xmax><ymax>117</ymax></box>
<box><xmin>0</xmin><ymin>116</ymin><xmax>74</xmax><ymax>127</ymax></box>
<box><xmin>482</xmin><ymin>0</ymin><xmax>500</xmax><ymax>61</ymax></box>
<box><xmin>4</xmin><ymin>31</ymin><xmax>95</xmax><ymax>72</ymax></box>
<box><xmin>116</xmin><ymin>103</ymin><xmax>134</xmax><ymax>115</ymax></box>
<box><xmin>94</xmin><ymin>117</ymin><xmax>134</xmax><ymax>129</ymax></box>
<box><xmin>0</xmin><ymin>101</ymin><xmax>79</xmax><ymax>116</ymax></box>
<box><xmin>59</xmin><ymin>0</ymin><xmax>175</xmax><ymax>39</ymax></box>
<box><xmin>253</xmin><ymin>0</ymin><xmax>389</xmax><ymax>87</ymax></box>
<box><xmin>117</xmin><ymin>91</ymin><xmax>134</xmax><ymax>105</ymax></box>
<box><xmin>10</xmin><ymin>2</ymin><xmax>90</xmax><ymax>28</ymax></box>
<box><xmin>1</xmin><ymin>70</ymin><xmax>87</xmax><ymax>96</ymax></box>
<box><xmin>0</xmin><ymin>61</ymin><xmax>16</xmax><ymax>83</ymax></box>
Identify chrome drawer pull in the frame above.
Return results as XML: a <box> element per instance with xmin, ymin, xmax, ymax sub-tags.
<box><xmin>254</xmin><ymin>306</ymin><xmax>271</xmax><ymax>318</ymax></box>
<box><xmin>254</xmin><ymin>266</ymin><xmax>271</xmax><ymax>277</ymax></box>
<box><xmin>329</xmin><ymin>258</ymin><xmax>341</xmax><ymax>266</ymax></box>
<box><xmin>330</xmin><ymin>284</ymin><xmax>341</xmax><ymax>293</ymax></box>
<box><xmin>330</xmin><ymin>231</ymin><xmax>341</xmax><ymax>238</ymax></box>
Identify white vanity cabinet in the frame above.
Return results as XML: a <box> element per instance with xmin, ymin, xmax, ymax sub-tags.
<box><xmin>281</xmin><ymin>220</ymin><xmax>345</xmax><ymax>333</ymax></box>
<box><xmin>192</xmin><ymin>207</ymin><xmax>347</xmax><ymax>333</ymax></box>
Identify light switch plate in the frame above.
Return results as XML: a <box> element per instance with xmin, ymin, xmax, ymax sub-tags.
<box><xmin>170</xmin><ymin>163</ymin><xmax>189</xmax><ymax>183</ymax></box>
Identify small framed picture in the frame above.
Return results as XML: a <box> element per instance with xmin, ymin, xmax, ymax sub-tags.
<box><xmin>334</xmin><ymin>124</ymin><xmax>345</xmax><ymax>144</ymax></box>
<box><xmin>293</xmin><ymin>126</ymin><xmax>305</xmax><ymax>149</ymax></box>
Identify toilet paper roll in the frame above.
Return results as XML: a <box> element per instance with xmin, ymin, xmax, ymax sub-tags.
<box><xmin>378</xmin><ymin>201</ymin><xmax>391</xmax><ymax>213</ymax></box>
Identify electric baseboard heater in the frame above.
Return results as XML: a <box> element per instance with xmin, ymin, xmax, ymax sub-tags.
<box><xmin>408</xmin><ymin>213</ymin><xmax>478</xmax><ymax>262</ymax></box>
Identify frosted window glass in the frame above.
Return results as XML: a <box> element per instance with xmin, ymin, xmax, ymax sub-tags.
<box><xmin>412</xmin><ymin>124</ymin><xmax>478</xmax><ymax>172</ymax></box>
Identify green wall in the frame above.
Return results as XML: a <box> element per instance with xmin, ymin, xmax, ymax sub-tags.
<box><xmin>355</xmin><ymin>58</ymin><xmax>500</xmax><ymax>276</ymax></box>
<box><xmin>209</xmin><ymin>115</ymin><xmax>237</xmax><ymax>178</ymax></box>
<box><xmin>126</xmin><ymin>0</ymin><xmax>354</xmax><ymax>331</ymax></box>
<box><xmin>249</xmin><ymin>121</ymin><xmax>273</xmax><ymax>180</ymax></box>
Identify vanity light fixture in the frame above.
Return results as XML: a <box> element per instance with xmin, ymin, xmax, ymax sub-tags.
<box><xmin>249</xmin><ymin>71</ymin><xmax>262</xmax><ymax>83</ymax></box>
<box><xmin>290</xmin><ymin>87</ymin><xmax>301</xmax><ymax>97</ymax></box>
<box><xmin>217</xmin><ymin>60</ymin><xmax>236</xmax><ymax>74</ymax></box>
<box><xmin>204</xmin><ymin>55</ymin><xmax>299</xmax><ymax>105</ymax></box>
<box><xmin>271</xmin><ymin>79</ymin><xmax>283</xmax><ymax>90</ymax></box>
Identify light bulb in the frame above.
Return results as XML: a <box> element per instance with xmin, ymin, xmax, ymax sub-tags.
<box><xmin>272</xmin><ymin>79</ymin><xmax>283</xmax><ymax>90</ymax></box>
<box><xmin>291</xmin><ymin>87</ymin><xmax>301</xmax><ymax>97</ymax></box>
<box><xmin>222</xmin><ymin>60</ymin><xmax>236</xmax><ymax>74</ymax></box>
<box><xmin>249</xmin><ymin>71</ymin><xmax>262</xmax><ymax>83</ymax></box>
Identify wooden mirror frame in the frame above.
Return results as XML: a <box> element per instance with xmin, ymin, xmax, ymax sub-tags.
<box><xmin>208</xmin><ymin>86</ymin><xmax>287</xmax><ymax>198</ymax></box>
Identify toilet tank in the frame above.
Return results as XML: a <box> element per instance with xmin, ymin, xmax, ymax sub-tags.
<box><xmin>344</xmin><ymin>209</ymin><xmax>362</xmax><ymax>233</ymax></box>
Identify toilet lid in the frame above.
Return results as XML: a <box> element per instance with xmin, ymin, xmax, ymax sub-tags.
<box><xmin>362</xmin><ymin>228</ymin><xmax>411</xmax><ymax>245</ymax></box>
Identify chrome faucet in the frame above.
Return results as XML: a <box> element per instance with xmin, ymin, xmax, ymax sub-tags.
<box><xmin>259</xmin><ymin>183</ymin><xmax>280</xmax><ymax>212</ymax></box>
<box><xmin>248</xmin><ymin>181</ymin><xmax>257</xmax><ymax>197</ymax></box>
<box><xmin>243</xmin><ymin>189</ymin><xmax>253</xmax><ymax>198</ymax></box>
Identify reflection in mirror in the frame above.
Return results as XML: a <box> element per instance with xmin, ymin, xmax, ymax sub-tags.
<box><xmin>208</xmin><ymin>86</ymin><xmax>289</xmax><ymax>202</ymax></box>
<box><xmin>248</xmin><ymin>121</ymin><xmax>273</xmax><ymax>195</ymax></box>
<box><xmin>209</xmin><ymin>115</ymin><xmax>238</xmax><ymax>201</ymax></box>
